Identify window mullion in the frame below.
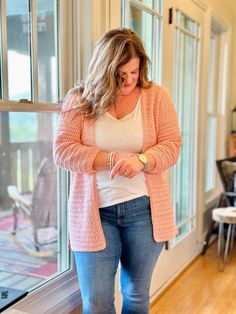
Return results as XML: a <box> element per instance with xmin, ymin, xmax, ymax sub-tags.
<box><xmin>30</xmin><ymin>0</ymin><xmax>39</xmax><ymax>102</ymax></box>
<box><xmin>122</xmin><ymin>0</ymin><xmax>129</xmax><ymax>26</ymax></box>
<box><xmin>152</xmin><ymin>15</ymin><xmax>156</xmax><ymax>81</ymax></box>
<box><xmin>130</xmin><ymin>0</ymin><xmax>162</xmax><ymax>18</ymax></box>
<box><xmin>0</xmin><ymin>0</ymin><xmax>8</xmax><ymax>100</ymax></box>
<box><xmin>57</xmin><ymin>168</ymin><xmax>70</xmax><ymax>272</ymax></box>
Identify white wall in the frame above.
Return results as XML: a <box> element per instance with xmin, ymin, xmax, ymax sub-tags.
<box><xmin>202</xmin><ymin>0</ymin><xmax>236</xmax><ymax>123</ymax></box>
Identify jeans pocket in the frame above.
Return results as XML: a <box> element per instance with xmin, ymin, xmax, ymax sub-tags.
<box><xmin>126</xmin><ymin>195</ymin><xmax>150</xmax><ymax>211</ymax></box>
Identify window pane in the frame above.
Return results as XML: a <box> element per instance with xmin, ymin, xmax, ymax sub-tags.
<box><xmin>9</xmin><ymin>112</ymin><xmax>37</xmax><ymax>143</ymax></box>
<box><xmin>7</xmin><ymin>0</ymin><xmax>32</xmax><ymax>101</ymax></box>
<box><xmin>138</xmin><ymin>0</ymin><xmax>154</xmax><ymax>9</ymax></box>
<box><xmin>179</xmin><ymin>12</ymin><xmax>197</xmax><ymax>34</ymax></box>
<box><xmin>130</xmin><ymin>4</ymin><xmax>153</xmax><ymax>60</ymax></box>
<box><xmin>129</xmin><ymin>4</ymin><xmax>153</xmax><ymax>78</ymax></box>
<box><xmin>207</xmin><ymin>37</ymin><xmax>215</xmax><ymax>113</ymax></box>
<box><xmin>125</xmin><ymin>1</ymin><xmax>162</xmax><ymax>82</ymax></box>
<box><xmin>0</xmin><ymin>112</ymin><xmax>69</xmax><ymax>290</ymax></box>
<box><xmin>175</xmin><ymin>34</ymin><xmax>195</xmax><ymax>226</ymax></box>
<box><xmin>174</xmin><ymin>13</ymin><xmax>200</xmax><ymax>240</ymax></box>
<box><xmin>176</xmin><ymin>223</ymin><xmax>190</xmax><ymax>241</ymax></box>
<box><xmin>0</xmin><ymin>32</ymin><xmax>2</xmax><ymax>99</ymax></box>
<box><xmin>205</xmin><ymin>116</ymin><xmax>217</xmax><ymax>191</ymax></box>
<box><xmin>138</xmin><ymin>0</ymin><xmax>161</xmax><ymax>12</ymax></box>
<box><xmin>37</xmin><ymin>0</ymin><xmax>58</xmax><ymax>103</ymax></box>
<box><xmin>0</xmin><ymin>2</ymin><xmax>3</xmax><ymax>100</ymax></box>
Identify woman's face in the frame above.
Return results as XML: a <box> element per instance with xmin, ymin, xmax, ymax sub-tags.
<box><xmin>118</xmin><ymin>57</ymin><xmax>140</xmax><ymax>95</ymax></box>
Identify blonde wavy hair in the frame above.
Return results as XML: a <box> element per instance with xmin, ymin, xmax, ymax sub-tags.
<box><xmin>70</xmin><ymin>28</ymin><xmax>152</xmax><ymax>118</ymax></box>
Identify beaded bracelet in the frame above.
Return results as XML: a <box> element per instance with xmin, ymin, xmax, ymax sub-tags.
<box><xmin>108</xmin><ymin>152</ymin><xmax>116</xmax><ymax>170</ymax></box>
<box><xmin>111</xmin><ymin>152</ymin><xmax>116</xmax><ymax>169</ymax></box>
<box><xmin>108</xmin><ymin>152</ymin><xmax>113</xmax><ymax>170</ymax></box>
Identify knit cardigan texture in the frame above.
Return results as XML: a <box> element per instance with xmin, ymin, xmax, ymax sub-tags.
<box><xmin>53</xmin><ymin>83</ymin><xmax>182</xmax><ymax>251</ymax></box>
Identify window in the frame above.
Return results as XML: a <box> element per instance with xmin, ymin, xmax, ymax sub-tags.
<box><xmin>204</xmin><ymin>16</ymin><xmax>229</xmax><ymax>203</ymax></box>
<box><xmin>122</xmin><ymin>0</ymin><xmax>162</xmax><ymax>82</ymax></box>
<box><xmin>0</xmin><ymin>0</ymin><xmax>71</xmax><ymax>301</ymax></box>
<box><xmin>205</xmin><ymin>35</ymin><xmax>217</xmax><ymax>192</ymax></box>
<box><xmin>172</xmin><ymin>11</ymin><xmax>200</xmax><ymax>243</ymax></box>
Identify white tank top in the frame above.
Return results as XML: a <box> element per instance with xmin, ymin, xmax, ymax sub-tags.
<box><xmin>95</xmin><ymin>97</ymin><xmax>149</xmax><ymax>208</ymax></box>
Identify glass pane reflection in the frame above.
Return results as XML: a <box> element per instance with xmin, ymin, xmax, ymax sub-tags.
<box><xmin>179</xmin><ymin>12</ymin><xmax>197</xmax><ymax>34</ymax></box>
<box><xmin>0</xmin><ymin>111</ymin><xmax>68</xmax><ymax>290</ymax></box>
<box><xmin>37</xmin><ymin>0</ymin><xmax>58</xmax><ymax>103</ymax></box>
<box><xmin>139</xmin><ymin>0</ymin><xmax>154</xmax><ymax>9</ymax></box>
<box><xmin>130</xmin><ymin>4</ymin><xmax>153</xmax><ymax>77</ymax></box>
<box><xmin>174</xmin><ymin>12</ymin><xmax>200</xmax><ymax>240</ymax></box>
<box><xmin>7</xmin><ymin>0</ymin><xmax>32</xmax><ymax>101</ymax></box>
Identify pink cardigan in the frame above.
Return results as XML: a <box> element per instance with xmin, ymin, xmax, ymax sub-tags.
<box><xmin>53</xmin><ymin>84</ymin><xmax>182</xmax><ymax>251</ymax></box>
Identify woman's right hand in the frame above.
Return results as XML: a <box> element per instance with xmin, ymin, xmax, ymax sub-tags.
<box><xmin>110</xmin><ymin>152</ymin><xmax>143</xmax><ymax>180</ymax></box>
<box><xmin>110</xmin><ymin>155</ymin><xmax>144</xmax><ymax>180</ymax></box>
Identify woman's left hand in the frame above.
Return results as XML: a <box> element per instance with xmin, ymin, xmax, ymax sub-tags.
<box><xmin>110</xmin><ymin>156</ymin><xmax>144</xmax><ymax>180</ymax></box>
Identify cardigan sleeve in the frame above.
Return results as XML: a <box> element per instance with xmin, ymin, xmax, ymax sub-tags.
<box><xmin>145</xmin><ymin>87</ymin><xmax>182</xmax><ymax>173</ymax></box>
<box><xmin>53</xmin><ymin>92</ymin><xmax>100</xmax><ymax>173</ymax></box>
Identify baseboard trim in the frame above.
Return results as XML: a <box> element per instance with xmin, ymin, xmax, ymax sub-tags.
<box><xmin>45</xmin><ymin>290</ymin><xmax>82</xmax><ymax>314</ymax></box>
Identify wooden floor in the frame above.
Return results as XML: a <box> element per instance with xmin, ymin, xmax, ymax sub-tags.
<box><xmin>150</xmin><ymin>240</ymin><xmax>236</xmax><ymax>314</ymax></box>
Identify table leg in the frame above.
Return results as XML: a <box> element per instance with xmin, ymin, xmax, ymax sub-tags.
<box><xmin>224</xmin><ymin>224</ymin><xmax>232</xmax><ymax>264</ymax></box>
<box><xmin>230</xmin><ymin>224</ymin><xmax>235</xmax><ymax>252</ymax></box>
<box><xmin>218</xmin><ymin>222</ymin><xmax>225</xmax><ymax>271</ymax></box>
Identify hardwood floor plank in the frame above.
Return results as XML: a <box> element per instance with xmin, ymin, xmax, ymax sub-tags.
<box><xmin>151</xmin><ymin>240</ymin><xmax>236</xmax><ymax>314</ymax></box>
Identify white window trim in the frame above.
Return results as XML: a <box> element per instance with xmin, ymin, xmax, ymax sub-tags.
<box><xmin>205</xmin><ymin>19</ymin><xmax>230</xmax><ymax>206</ymax></box>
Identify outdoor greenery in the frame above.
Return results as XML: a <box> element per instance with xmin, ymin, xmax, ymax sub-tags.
<box><xmin>9</xmin><ymin>112</ymin><xmax>37</xmax><ymax>143</ymax></box>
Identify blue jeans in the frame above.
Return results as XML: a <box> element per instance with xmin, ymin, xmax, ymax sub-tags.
<box><xmin>74</xmin><ymin>196</ymin><xmax>164</xmax><ymax>314</ymax></box>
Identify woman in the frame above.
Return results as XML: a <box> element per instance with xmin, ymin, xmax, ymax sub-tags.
<box><xmin>53</xmin><ymin>28</ymin><xmax>182</xmax><ymax>314</ymax></box>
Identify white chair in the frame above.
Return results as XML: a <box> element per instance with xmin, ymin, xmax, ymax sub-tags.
<box><xmin>212</xmin><ymin>207</ymin><xmax>236</xmax><ymax>271</ymax></box>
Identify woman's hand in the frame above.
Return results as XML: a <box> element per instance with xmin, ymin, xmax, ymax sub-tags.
<box><xmin>110</xmin><ymin>155</ymin><xmax>144</xmax><ymax>180</ymax></box>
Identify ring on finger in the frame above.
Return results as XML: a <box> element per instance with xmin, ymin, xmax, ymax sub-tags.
<box><xmin>124</xmin><ymin>170</ymin><xmax>129</xmax><ymax>176</ymax></box>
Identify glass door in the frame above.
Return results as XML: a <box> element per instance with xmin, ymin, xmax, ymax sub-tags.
<box><xmin>111</xmin><ymin>0</ymin><xmax>206</xmax><ymax>303</ymax></box>
<box><xmin>150</xmin><ymin>0</ymin><xmax>205</xmax><ymax>297</ymax></box>
<box><xmin>172</xmin><ymin>9</ymin><xmax>200</xmax><ymax>244</ymax></box>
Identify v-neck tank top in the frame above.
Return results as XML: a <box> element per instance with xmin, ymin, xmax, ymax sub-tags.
<box><xmin>95</xmin><ymin>97</ymin><xmax>149</xmax><ymax>208</ymax></box>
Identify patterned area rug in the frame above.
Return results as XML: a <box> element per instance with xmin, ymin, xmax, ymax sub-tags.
<box><xmin>0</xmin><ymin>215</ymin><xmax>58</xmax><ymax>279</ymax></box>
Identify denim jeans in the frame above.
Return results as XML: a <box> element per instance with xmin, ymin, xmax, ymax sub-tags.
<box><xmin>74</xmin><ymin>196</ymin><xmax>164</xmax><ymax>314</ymax></box>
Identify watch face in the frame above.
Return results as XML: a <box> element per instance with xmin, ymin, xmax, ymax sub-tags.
<box><xmin>139</xmin><ymin>154</ymin><xmax>147</xmax><ymax>164</ymax></box>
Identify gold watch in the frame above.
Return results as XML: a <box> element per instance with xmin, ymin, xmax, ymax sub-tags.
<box><xmin>137</xmin><ymin>154</ymin><xmax>148</xmax><ymax>170</ymax></box>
